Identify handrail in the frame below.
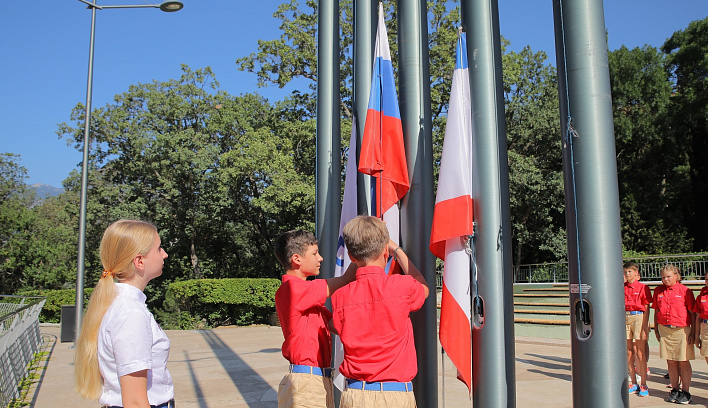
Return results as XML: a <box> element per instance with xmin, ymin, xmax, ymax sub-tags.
<box><xmin>0</xmin><ymin>295</ymin><xmax>46</xmax><ymax>407</ymax></box>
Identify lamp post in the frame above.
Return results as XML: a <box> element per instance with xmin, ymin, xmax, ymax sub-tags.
<box><xmin>73</xmin><ymin>0</ymin><xmax>183</xmax><ymax>343</ymax></box>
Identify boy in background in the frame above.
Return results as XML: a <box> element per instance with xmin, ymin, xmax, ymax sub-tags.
<box><xmin>274</xmin><ymin>230</ymin><xmax>356</xmax><ymax>408</ymax></box>
<box><xmin>624</xmin><ymin>261</ymin><xmax>651</xmax><ymax>397</ymax></box>
<box><xmin>331</xmin><ymin>216</ymin><xmax>429</xmax><ymax>408</ymax></box>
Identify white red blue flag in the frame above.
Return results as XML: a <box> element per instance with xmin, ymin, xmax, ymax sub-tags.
<box><xmin>358</xmin><ymin>2</ymin><xmax>409</xmax><ymax>218</ymax></box>
<box><xmin>332</xmin><ymin>120</ymin><xmax>359</xmax><ymax>391</ymax></box>
<box><xmin>430</xmin><ymin>31</ymin><xmax>473</xmax><ymax>392</ymax></box>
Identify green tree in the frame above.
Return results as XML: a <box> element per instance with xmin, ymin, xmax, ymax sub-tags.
<box><xmin>58</xmin><ymin>66</ymin><xmax>315</xmax><ymax>310</ymax></box>
<box><xmin>0</xmin><ymin>153</ymin><xmax>35</xmax><ymax>293</ymax></box>
<box><xmin>503</xmin><ymin>47</ymin><xmax>565</xmax><ymax>264</ymax></box>
<box><xmin>608</xmin><ymin>45</ymin><xmax>691</xmax><ymax>253</ymax></box>
<box><xmin>662</xmin><ymin>17</ymin><xmax>708</xmax><ymax>251</ymax></box>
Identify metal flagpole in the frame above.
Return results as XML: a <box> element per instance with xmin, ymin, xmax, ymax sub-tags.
<box><xmin>552</xmin><ymin>0</ymin><xmax>627</xmax><ymax>406</ymax></box>
<box><xmin>354</xmin><ymin>0</ymin><xmax>377</xmax><ymax>215</ymax></box>
<box><xmin>397</xmin><ymin>0</ymin><xmax>437</xmax><ymax>406</ymax></box>
<box><xmin>315</xmin><ymin>0</ymin><xmax>340</xmax><ymax>281</ymax></box>
<box><xmin>460</xmin><ymin>0</ymin><xmax>516</xmax><ymax>406</ymax></box>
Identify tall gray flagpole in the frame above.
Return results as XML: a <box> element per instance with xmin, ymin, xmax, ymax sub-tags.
<box><xmin>397</xmin><ymin>0</ymin><xmax>437</xmax><ymax>406</ymax></box>
<box><xmin>461</xmin><ymin>0</ymin><xmax>516</xmax><ymax>407</ymax></box>
<box><xmin>552</xmin><ymin>1</ymin><xmax>628</xmax><ymax>407</ymax></box>
<box><xmin>353</xmin><ymin>0</ymin><xmax>376</xmax><ymax>214</ymax></box>
<box><xmin>316</xmin><ymin>0</ymin><xmax>340</xmax><ymax>281</ymax></box>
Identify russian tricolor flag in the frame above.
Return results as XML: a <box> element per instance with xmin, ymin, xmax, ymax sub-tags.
<box><xmin>430</xmin><ymin>31</ymin><xmax>473</xmax><ymax>392</ymax></box>
<box><xmin>359</xmin><ymin>2</ymin><xmax>409</xmax><ymax>218</ymax></box>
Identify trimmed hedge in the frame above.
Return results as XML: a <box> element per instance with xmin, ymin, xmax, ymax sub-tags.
<box><xmin>162</xmin><ymin>278</ymin><xmax>281</xmax><ymax>329</ymax></box>
<box><xmin>16</xmin><ymin>288</ymin><xmax>93</xmax><ymax>323</ymax></box>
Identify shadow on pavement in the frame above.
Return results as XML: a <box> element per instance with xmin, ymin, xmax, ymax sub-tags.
<box><xmin>200</xmin><ymin>330</ymin><xmax>276</xmax><ymax>407</ymax></box>
<box><xmin>183</xmin><ymin>350</ymin><xmax>209</xmax><ymax>408</ymax></box>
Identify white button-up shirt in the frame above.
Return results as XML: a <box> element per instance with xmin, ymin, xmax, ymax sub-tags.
<box><xmin>97</xmin><ymin>283</ymin><xmax>173</xmax><ymax>406</ymax></box>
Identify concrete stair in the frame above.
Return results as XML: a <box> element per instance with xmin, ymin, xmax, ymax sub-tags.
<box><xmin>512</xmin><ymin>281</ymin><xmax>706</xmax><ymax>339</ymax></box>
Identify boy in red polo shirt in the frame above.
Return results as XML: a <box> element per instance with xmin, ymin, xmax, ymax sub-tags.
<box><xmin>274</xmin><ymin>230</ymin><xmax>356</xmax><ymax>408</ymax></box>
<box><xmin>693</xmin><ymin>271</ymin><xmax>708</xmax><ymax>366</ymax></box>
<box><xmin>623</xmin><ymin>261</ymin><xmax>651</xmax><ymax>397</ymax></box>
<box><xmin>331</xmin><ymin>216</ymin><xmax>429</xmax><ymax>408</ymax></box>
<box><xmin>653</xmin><ymin>264</ymin><xmax>696</xmax><ymax>404</ymax></box>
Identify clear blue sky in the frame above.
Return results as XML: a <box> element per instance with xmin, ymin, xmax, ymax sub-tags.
<box><xmin>1</xmin><ymin>0</ymin><xmax>706</xmax><ymax>188</ymax></box>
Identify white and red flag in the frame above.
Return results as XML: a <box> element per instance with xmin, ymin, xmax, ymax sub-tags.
<box><xmin>332</xmin><ymin>120</ymin><xmax>359</xmax><ymax>391</ymax></box>
<box><xmin>429</xmin><ymin>31</ymin><xmax>473</xmax><ymax>391</ymax></box>
<box><xmin>359</xmin><ymin>2</ymin><xmax>409</xmax><ymax>272</ymax></box>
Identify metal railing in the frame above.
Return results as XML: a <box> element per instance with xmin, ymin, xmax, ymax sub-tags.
<box><xmin>510</xmin><ymin>253</ymin><xmax>708</xmax><ymax>283</ymax></box>
<box><xmin>0</xmin><ymin>295</ymin><xmax>46</xmax><ymax>407</ymax></box>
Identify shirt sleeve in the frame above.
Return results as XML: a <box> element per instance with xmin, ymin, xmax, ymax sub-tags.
<box><xmin>110</xmin><ymin>307</ymin><xmax>153</xmax><ymax>377</ymax></box>
<box><xmin>292</xmin><ymin>279</ymin><xmax>328</xmax><ymax>312</ymax></box>
<box><xmin>643</xmin><ymin>286</ymin><xmax>652</xmax><ymax>306</ymax></box>
<box><xmin>406</xmin><ymin>276</ymin><xmax>426</xmax><ymax>313</ymax></box>
<box><xmin>651</xmin><ymin>287</ymin><xmax>660</xmax><ymax>310</ymax></box>
<box><xmin>685</xmin><ymin>286</ymin><xmax>696</xmax><ymax>312</ymax></box>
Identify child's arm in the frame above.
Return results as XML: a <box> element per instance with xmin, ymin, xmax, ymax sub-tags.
<box><xmin>654</xmin><ymin>310</ymin><xmax>660</xmax><ymax>342</ymax></box>
<box><xmin>388</xmin><ymin>240</ymin><xmax>429</xmax><ymax>299</ymax></box>
<box><xmin>695</xmin><ymin>313</ymin><xmax>702</xmax><ymax>348</ymax></box>
<box><xmin>640</xmin><ymin>303</ymin><xmax>650</xmax><ymax>341</ymax></box>
<box><xmin>325</xmin><ymin>261</ymin><xmax>358</xmax><ymax>297</ymax></box>
<box><xmin>688</xmin><ymin>310</ymin><xmax>696</xmax><ymax>345</ymax></box>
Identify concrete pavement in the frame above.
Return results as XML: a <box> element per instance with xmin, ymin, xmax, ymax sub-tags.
<box><xmin>32</xmin><ymin>324</ymin><xmax>708</xmax><ymax>407</ymax></box>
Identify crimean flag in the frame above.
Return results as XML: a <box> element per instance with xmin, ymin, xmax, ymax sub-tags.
<box><xmin>332</xmin><ymin>120</ymin><xmax>359</xmax><ymax>391</ymax></box>
<box><xmin>359</xmin><ymin>2</ymin><xmax>409</xmax><ymax>217</ymax></box>
<box><xmin>430</xmin><ymin>32</ymin><xmax>474</xmax><ymax>391</ymax></box>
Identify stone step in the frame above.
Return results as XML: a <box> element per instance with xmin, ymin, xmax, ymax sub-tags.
<box><xmin>522</xmin><ymin>287</ymin><xmax>568</xmax><ymax>292</ymax></box>
<box><xmin>514</xmin><ymin>293</ymin><xmax>569</xmax><ymax>298</ymax></box>
<box><xmin>514</xmin><ymin>309</ymin><xmax>570</xmax><ymax>315</ymax></box>
<box><xmin>514</xmin><ymin>302</ymin><xmax>567</xmax><ymax>307</ymax></box>
<box><xmin>514</xmin><ymin>317</ymin><xmax>569</xmax><ymax>325</ymax></box>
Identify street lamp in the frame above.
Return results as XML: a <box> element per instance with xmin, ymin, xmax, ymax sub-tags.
<box><xmin>73</xmin><ymin>0</ymin><xmax>183</xmax><ymax>342</ymax></box>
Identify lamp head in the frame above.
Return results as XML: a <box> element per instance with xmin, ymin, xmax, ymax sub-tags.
<box><xmin>159</xmin><ymin>1</ymin><xmax>183</xmax><ymax>12</ymax></box>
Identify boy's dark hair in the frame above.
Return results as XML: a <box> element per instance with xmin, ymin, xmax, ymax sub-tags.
<box><xmin>274</xmin><ymin>230</ymin><xmax>318</xmax><ymax>270</ymax></box>
<box><xmin>623</xmin><ymin>261</ymin><xmax>639</xmax><ymax>271</ymax></box>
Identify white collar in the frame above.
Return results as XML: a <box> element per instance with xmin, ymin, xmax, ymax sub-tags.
<box><xmin>115</xmin><ymin>282</ymin><xmax>147</xmax><ymax>304</ymax></box>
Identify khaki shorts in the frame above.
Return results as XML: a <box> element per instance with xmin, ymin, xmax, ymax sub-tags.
<box><xmin>700</xmin><ymin>321</ymin><xmax>708</xmax><ymax>357</ymax></box>
<box><xmin>658</xmin><ymin>324</ymin><xmax>695</xmax><ymax>361</ymax></box>
<box><xmin>278</xmin><ymin>372</ymin><xmax>334</xmax><ymax>408</ymax></box>
<box><xmin>340</xmin><ymin>387</ymin><xmax>417</xmax><ymax>408</ymax></box>
<box><xmin>625</xmin><ymin>313</ymin><xmax>646</xmax><ymax>341</ymax></box>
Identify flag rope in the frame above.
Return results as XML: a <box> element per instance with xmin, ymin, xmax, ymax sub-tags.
<box><xmin>558</xmin><ymin>0</ymin><xmax>586</xmax><ymax>315</ymax></box>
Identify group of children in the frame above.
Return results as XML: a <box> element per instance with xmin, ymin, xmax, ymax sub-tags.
<box><xmin>625</xmin><ymin>261</ymin><xmax>708</xmax><ymax>404</ymax></box>
<box><xmin>274</xmin><ymin>216</ymin><xmax>428</xmax><ymax>408</ymax></box>
<box><xmin>274</xmin><ymin>219</ymin><xmax>708</xmax><ymax>408</ymax></box>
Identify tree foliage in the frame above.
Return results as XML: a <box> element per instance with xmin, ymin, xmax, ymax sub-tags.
<box><xmin>662</xmin><ymin>17</ymin><xmax>708</xmax><ymax>251</ymax></box>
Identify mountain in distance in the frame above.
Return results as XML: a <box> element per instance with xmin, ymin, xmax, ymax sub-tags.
<box><xmin>29</xmin><ymin>183</ymin><xmax>64</xmax><ymax>201</ymax></box>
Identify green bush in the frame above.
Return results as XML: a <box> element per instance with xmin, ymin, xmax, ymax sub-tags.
<box><xmin>161</xmin><ymin>278</ymin><xmax>281</xmax><ymax>329</ymax></box>
<box><xmin>16</xmin><ymin>288</ymin><xmax>93</xmax><ymax>323</ymax></box>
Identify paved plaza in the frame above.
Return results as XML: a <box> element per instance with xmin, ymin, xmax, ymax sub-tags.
<box><xmin>30</xmin><ymin>324</ymin><xmax>708</xmax><ymax>407</ymax></box>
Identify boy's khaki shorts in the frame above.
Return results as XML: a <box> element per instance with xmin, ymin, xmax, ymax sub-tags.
<box><xmin>278</xmin><ymin>372</ymin><xmax>334</xmax><ymax>408</ymax></box>
<box><xmin>700</xmin><ymin>322</ymin><xmax>708</xmax><ymax>357</ymax></box>
<box><xmin>625</xmin><ymin>313</ymin><xmax>646</xmax><ymax>341</ymax></box>
<box><xmin>340</xmin><ymin>388</ymin><xmax>417</xmax><ymax>408</ymax></box>
<box><xmin>658</xmin><ymin>324</ymin><xmax>695</xmax><ymax>361</ymax></box>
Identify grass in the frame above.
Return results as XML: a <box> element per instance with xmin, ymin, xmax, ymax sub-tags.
<box><xmin>6</xmin><ymin>336</ymin><xmax>53</xmax><ymax>408</ymax></box>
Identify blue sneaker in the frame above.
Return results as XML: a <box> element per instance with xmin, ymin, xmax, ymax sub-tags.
<box><xmin>628</xmin><ymin>384</ymin><xmax>639</xmax><ymax>394</ymax></box>
<box><xmin>638</xmin><ymin>385</ymin><xmax>649</xmax><ymax>397</ymax></box>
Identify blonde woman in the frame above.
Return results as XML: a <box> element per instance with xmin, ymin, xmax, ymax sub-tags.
<box><xmin>75</xmin><ymin>219</ymin><xmax>173</xmax><ymax>408</ymax></box>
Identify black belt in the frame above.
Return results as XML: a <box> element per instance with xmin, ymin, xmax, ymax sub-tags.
<box><xmin>105</xmin><ymin>398</ymin><xmax>174</xmax><ymax>408</ymax></box>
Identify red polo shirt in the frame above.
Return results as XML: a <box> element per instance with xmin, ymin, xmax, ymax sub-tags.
<box><xmin>275</xmin><ymin>275</ymin><xmax>332</xmax><ymax>367</ymax></box>
<box><xmin>652</xmin><ymin>282</ymin><xmax>695</xmax><ymax>327</ymax></box>
<box><xmin>331</xmin><ymin>265</ymin><xmax>426</xmax><ymax>383</ymax></box>
<box><xmin>624</xmin><ymin>280</ymin><xmax>651</xmax><ymax>312</ymax></box>
<box><xmin>693</xmin><ymin>287</ymin><xmax>708</xmax><ymax>320</ymax></box>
